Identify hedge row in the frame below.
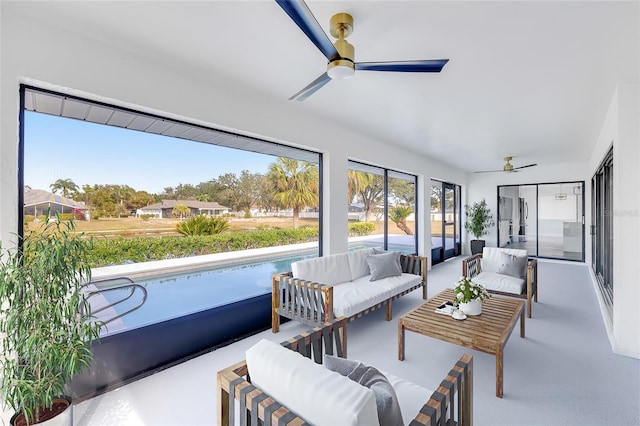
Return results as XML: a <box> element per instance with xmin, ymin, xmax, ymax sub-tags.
<box><xmin>87</xmin><ymin>227</ymin><xmax>319</xmax><ymax>267</ymax></box>
<box><xmin>348</xmin><ymin>222</ymin><xmax>376</xmax><ymax>236</ymax></box>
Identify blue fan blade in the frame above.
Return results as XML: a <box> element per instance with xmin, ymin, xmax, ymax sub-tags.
<box><xmin>355</xmin><ymin>59</ymin><xmax>449</xmax><ymax>72</ymax></box>
<box><xmin>290</xmin><ymin>72</ymin><xmax>332</xmax><ymax>101</ymax></box>
<box><xmin>513</xmin><ymin>163</ymin><xmax>537</xmax><ymax>170</ymax></box>
<box><xmin>275</xmin><ymin>0</ymin><xmax>340</xmax><ymax>61</ymax></box>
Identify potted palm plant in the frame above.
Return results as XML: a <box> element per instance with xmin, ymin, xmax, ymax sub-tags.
<box><xmin>0</xmin><ymin>215</ymin><xmax>101</xmax><ymax>425</ymax></box>
<box><xmin>464</xmin><ymin>199</ymin><xmax>495</xmax><ymax>254</ymax></box>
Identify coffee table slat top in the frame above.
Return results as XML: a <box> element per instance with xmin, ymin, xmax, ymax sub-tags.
<box><xmin>399</xmin><ymin>289</ymin><xmax>524</xmax><ymax>355</ymax></box>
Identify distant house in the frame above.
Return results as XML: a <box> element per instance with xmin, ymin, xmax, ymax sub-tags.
<box><xmin>23</xmin><ymin>188</ymin><xmax>87</xmax><ymax>219</ymax></box>
<box><xmin>136</xmin><ymin>199</ymin><xmax>230</xmax><ymax>219</ymax></box>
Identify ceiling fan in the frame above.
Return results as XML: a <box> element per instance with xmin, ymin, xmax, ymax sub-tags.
<box><xmin>474</xmin><ymin>157</ymin><xmax>538</xmax><ymax>173</ymax></box>
<box><xmin>275</xmin><ymin>0</ymin><xmax>449</xmax><ymax>101</ymax></box>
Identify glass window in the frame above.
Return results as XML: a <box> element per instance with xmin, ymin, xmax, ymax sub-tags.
<box><xmin>431</xmin><ymin>180</ymin><xmax>461</xmax><ymax>264</ymax></box>
<box><xmin>347</xmin><ymin>161</ymin><xmax>417</xmax><ymax>254</ymax></box>
<box><xmin>19</xmin><ymin>86</ymin><xmax>323</xmax><ymax>398</ymax></box>
<box><xmin>21</xmin><ymin>86</ymin><xmax>321</xmax><ymax>333</ymax></box>
<box><xmin>592</xmin><ymin>148</ymin><xmax>613</xmax><ymax>316</ymax></box>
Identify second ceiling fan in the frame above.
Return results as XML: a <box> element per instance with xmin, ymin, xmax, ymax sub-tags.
<box><xmin>474</xmin><ymin>157</ymin><xmax>538</xmax><ymax>173</ymax></box>
<box><xmin>275</xmin><ymin>0</ymin><xmax>449</xmax><ymax>101</ymax></box>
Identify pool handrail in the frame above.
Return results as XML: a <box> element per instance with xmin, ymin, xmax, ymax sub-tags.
<box><xmin>85</xmin><ymin>277</ymin><xmax>148</xmax><ymax>325</ymax></box>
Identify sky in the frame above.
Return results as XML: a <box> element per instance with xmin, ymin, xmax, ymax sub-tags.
<box><xmin>24</xmin><ymin>112</ymin><xmax>276</xmax><ymax>195</ymax></box>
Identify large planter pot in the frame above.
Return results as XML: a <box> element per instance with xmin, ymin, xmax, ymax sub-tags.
<box><xmin>10</xmin><ymin>397</ymin><xmax>72</xmax><ymax>426</ymax></box>
<box><xmin>458</xmin><ymin>299</ymin><xmax>483</xmax><ymax>316</ymax></box>
<box><xmin>470</xmin><ymin>239</ymin><xmax>485</xmax><ymax>255</ymax></box>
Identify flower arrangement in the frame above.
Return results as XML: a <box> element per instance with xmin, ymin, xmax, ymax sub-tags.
<box><xmin>453</xmin><ymin>276</ymin><xmax>490</xmax><ymax>305</ymax></box>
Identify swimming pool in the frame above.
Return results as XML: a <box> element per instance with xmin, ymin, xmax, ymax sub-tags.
<box><xmin>94</xmin><ymin>240</ymin><xmax>415</xmax><ymax>335</ymax></box>
<box><xmin>94</xmin><ymin>252</ymin><xmax>315</xmax><ymax>334</ymax></box>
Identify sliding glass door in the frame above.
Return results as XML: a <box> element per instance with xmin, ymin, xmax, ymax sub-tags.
<box><xmin>498</xmin><ymin>181</ymin><xmax>584</xmax><ymax>261</ymax></box>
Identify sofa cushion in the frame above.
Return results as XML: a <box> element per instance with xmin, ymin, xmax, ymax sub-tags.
<box><xmin>325</xmin><ymin>355</ymin><xmax>404</xmax><ymax>426</ymax></box>
<box><xmin>367</xmin><ymin>252</ymin><xmax>403</xmax><ymax>281</ymax></box>
<box><xmin>333</xmin><ymin>274</ymin><xmax>422</xmax><ymax>318</ymax></box>
<box><xmin>292</xmin><ymin>253</ymin><xmax>352</xmax><ymax>286</ymax></box>
<box><xmin>496</xmin><ymin>251</ymin><xmax>527</xmax><ymax>279</ymax></box>
<box><xmin>246</xmin><ymin>339</ymin><xmax>379</xmax><ymax>426</ymax></box>
<box><xmin>482</xmin><ymin>247</ymin><xmax>527</xmax><ymax>274</ymax></box>
<box><xmin>472</xmin><ymin>271</ymin><xmax>525</xmax><ymax>294</ymax></box>
<box><xmin>332</xmin><ymin>278</ymin><xmax>395</xmax><ymax>318</ymax></box>
<box><xmin>346</xmin><ymin>248</ymin><xmax>375</xmax><ymax>280</ymax></box>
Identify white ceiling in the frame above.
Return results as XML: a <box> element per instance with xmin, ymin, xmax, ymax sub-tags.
<box><xmin>13</xmin><ymin>1</ymin><xmax>639</xmax><ymax>173</ymax></box>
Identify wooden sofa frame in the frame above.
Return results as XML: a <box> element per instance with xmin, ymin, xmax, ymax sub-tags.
<box><xmin>462</xmin><ymin>253</ymin><xmax>538</xmax><ymax>318</ymax></box>
<box><xmin>218</xmin><ymin>318</ymin><xmax>474</xmax><ymax>426</ymax></box>
<box><xmin>271</xmin><ymin>254</ymin><xmax>427</xmax><ymax>332</ymax></box>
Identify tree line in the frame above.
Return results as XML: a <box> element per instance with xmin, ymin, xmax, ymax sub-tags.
<box><xmin>46</xmin><ymin>159</ymin><xmax>416</xmax><ymax>232</ymax></box>
<box><xmin>47</xmin><ymin>158</ymin><xmax>319</xmax><ymax>226</ymax></box>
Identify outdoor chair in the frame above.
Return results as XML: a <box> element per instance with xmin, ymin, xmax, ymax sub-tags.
<box><xmin>462</xmin><ymin>247</ymin><xmax>538</xmax><ymax>318</ymax></box>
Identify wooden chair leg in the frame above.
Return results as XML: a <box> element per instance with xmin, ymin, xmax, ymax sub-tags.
<box><xmin>386</xmin><ymin>300</ymin><xmax>392</xmax><ymax>321</ymax></box>
<box><xmin>217</xmin><ymin>379</ymin><xmax>230</xmax><ymax>426</ymax></box>
<box><xmin>272</xmin><ymin>278</ymin><xmax>280</xmax><ymax>332</ymax></box>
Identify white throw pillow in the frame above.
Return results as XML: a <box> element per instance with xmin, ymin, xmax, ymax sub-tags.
<box><xmin>246</xmin><ymin>339</ymin><xmax>378</xmax><ymax>426</ymax></box>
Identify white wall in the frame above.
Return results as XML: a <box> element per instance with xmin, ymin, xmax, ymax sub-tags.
<box><xmin>589</xmin><ymin>84</ymin><xmax>640</xmax><ymax>359</ymax></box>
<box><xmin>0</xmin><ymin>7</ymin><xmax>466</xmax><ymax>264</ymax></box>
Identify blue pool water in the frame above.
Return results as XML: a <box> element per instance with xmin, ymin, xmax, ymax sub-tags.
<box><xmin>96</xmin><ymin>241</ymin><xmax>415</xmax><ymax>335</ymax></box>
<box><xmin>96</xmin><ymin>252</ymin><xmax>315</xmax><ymax>334</ymax></box>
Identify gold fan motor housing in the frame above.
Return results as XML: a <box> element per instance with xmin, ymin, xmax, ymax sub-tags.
<box><xmin>503</xmin><ymin>156</ymin><xmax>514</xmax><ymax>172</ymax></box>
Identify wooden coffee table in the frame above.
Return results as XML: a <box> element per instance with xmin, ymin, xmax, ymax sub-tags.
<box><xmin>398</xmin><ymin>288</ymin><xmax>525</xmax><ymax>397</ymax></box>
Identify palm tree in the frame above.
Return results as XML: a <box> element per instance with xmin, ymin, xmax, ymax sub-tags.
<box><xmin>268</xmin><ymin>158</ymin><xmax>319</xmax><ymax>229</ymax></box>
<box><xmin>49</xmin><ymin>178</ymin><xmax>79</xmax><ymax>199</ymax></box>
<box><xmin>172</xmin><ymin>204</ymin><xmax>190</xmax><ymax>219</ymax></box>
<box><xmin>389</xmin><ymin>205</ymin><xmax>414</xmax><ymax>235</ymax></box>
<box><xmin>347</xmin><ymin>170</ymin><xmax>373</xmax><ymax>204</ymax></box>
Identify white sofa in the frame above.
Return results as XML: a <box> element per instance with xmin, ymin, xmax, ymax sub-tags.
<box><xmin>217</xmin><ymin>319</ymin><xmax>473</xmax><ymax>426</ymax></box>
<box><xmin>463</xmin><ymin>247</ymin><xmax>538</xmax><ymax>317</ymax></box>
<box><xmin>271</xmin><ymin>248</ymin><xmax>427</xmax><ymax>332</ymax></box>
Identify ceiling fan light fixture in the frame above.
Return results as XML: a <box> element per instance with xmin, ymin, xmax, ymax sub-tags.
<box><xmin>327</xmin><ymin>59</ymin><xmax>355</xmax><ymax>79</ymax></box>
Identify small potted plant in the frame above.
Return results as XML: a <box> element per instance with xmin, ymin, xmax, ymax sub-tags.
<box><xmin>463</xmin><ymin>199</ymin><xmax>495</xmax><ymax>254</ymax></box>
<box><xmin>453</xmin><ymin>276</ymin><xmax>490</xmax><ymax>315</ymax></box>
<box><xmin>0</xmin><ymin>214</ymin><xmax>101</xmax><ymax>425</ymax></box>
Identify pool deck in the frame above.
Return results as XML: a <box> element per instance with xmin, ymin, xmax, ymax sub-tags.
<box><xmin>91</xmin><ymin>241</ymin><xmax>320</xmax><ymax>281</ymax></box>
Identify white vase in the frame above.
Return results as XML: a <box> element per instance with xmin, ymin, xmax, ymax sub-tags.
<box><xmin>459</xmin><ymin>299</ymin><xmax>482</xmax><ymax>316</ymax></box>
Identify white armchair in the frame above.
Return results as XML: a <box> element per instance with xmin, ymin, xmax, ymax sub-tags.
<box><xmin>462</xmin><ymin>247</ymin><xmax>538</xmax><ymax>318</ymax></box>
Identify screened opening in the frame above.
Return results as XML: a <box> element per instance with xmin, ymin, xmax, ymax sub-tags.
<box><xmin>20</xmin><ymin>85</ymin><xmax>322</xmax><ymax>399</ymax></box>
<box><xmin>347</xmin><ymin>160</ymin><xmax>418</xmax><ymax>254</ymax></box>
